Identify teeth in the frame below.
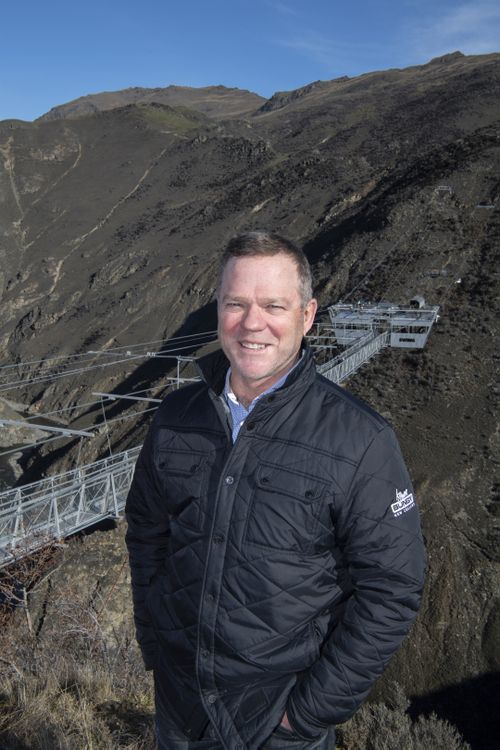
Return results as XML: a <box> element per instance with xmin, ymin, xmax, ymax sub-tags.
<box><xmin>241</xmin><ymin>342</ymin><xmax>266</xmax><ymax>349</ymax></box>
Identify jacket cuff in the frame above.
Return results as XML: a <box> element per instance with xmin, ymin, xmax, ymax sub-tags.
<box><xmin>287</xmin><ymin>694</ymin><xmax>326</xmax><ymax>741</ymax></box>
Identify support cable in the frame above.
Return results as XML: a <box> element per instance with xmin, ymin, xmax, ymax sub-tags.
<box><xmin>23</xmin><ymin>398</ymin><xmax>107</xmax><ymax>422</ymax></box>
<box><xmin>0</xmin><ymin>339</ymin><xmax>216</xmax><ymax>394</ymax></box>
<box><xmin>0</xmin><ymin>434</ymin><xmax>70</xmax><ymax>458</ymax></box>
<box><xmin>96</xmin><ymin>405</ymin><xmax>159</xmax><ymax>427</ymax></box>
<box><xmin>19</xmin><ymin>385</ymin><xmax>167</xmax><ymax>424</ymax></box>
<box><xmin>0</xmin><ymin>329</ymin><xmax>217</xmax><ymax>372</ymax></box>
<box><xmin>76</xmin><ymin>437</ymin><xmax>83</xmax><ymax>466</ymax></box>
<box><xmin>0</xmin><ymin>419</ymin><xmax>93</xmax><ymax>437</ymax></box>
<box><xmin>100</xmin><ymin>397</ymin><xmax>113</xmax><ymax>458</ymax></box>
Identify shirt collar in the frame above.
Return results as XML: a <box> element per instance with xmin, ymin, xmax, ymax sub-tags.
<box><xmin>223</xmin><ymin>351</ymin><xmax>304</xmax><ymax>410</ymax></box>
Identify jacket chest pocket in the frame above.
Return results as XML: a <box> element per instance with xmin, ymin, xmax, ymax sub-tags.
<box><xmin>155</xmin><ymin>448</ymin><xmax>208</xmax><ymax>530</ymax></box>
<box><xmin>243</xmin><ymin>462</ymin><xmax>328</xmax><ymax>552</ymax></box>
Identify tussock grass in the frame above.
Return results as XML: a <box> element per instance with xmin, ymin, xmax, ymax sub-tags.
<box><xmin>0</xmin><ymin>547</ymin><xmax>470</xmax><ymax>749</ymax></box>
<box><xmin>0</xmin><ymin>556</ymin><xmax>156</xmax><ymax>750</ymax></box>
<box><xmin>337</xmin><ymin>684</ymin><xmax>471</xmax><ymax>750</ymax></box>
<box><xmin>0</xmin><ymin>657</ymin><xmax>155</xmax><ymax>749</ymax></box>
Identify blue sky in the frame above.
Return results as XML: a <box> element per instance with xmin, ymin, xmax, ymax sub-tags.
<box><xmin>1</xmin><ymin>0</ymin><xmax>499</xmax><ymax>121</ymax></box>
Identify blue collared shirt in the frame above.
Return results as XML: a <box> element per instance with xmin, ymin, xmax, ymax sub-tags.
<box><xmin>222</xmin><ymin>354</ymin><xmax>303</xmax><ymax>442</ymax></box>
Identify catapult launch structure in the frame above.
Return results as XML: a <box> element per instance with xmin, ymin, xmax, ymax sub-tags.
<box><xmin>0</xmin><ymin>300</ymin><xmax>439</xmax><ymax>566</ymax></box>
<box><xmin>318</xmin><ymin>300</ymin><xmax>439</xmax><ymax>383</ymax></box>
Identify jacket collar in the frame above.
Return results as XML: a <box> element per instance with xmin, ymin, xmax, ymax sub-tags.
<box><xmin>196</xmin><ymin>342</ymin><xmax>316</xmax><ymax>400</ymax></box>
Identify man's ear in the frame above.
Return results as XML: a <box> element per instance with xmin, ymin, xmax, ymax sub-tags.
<box><xmin>303</xmin><ymin>298</ymin><xmax>318</xmax><ymax>335</ymax></box>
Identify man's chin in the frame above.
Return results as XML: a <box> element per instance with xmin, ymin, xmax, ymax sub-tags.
<box><xmin>232</xmin><ymin>356</ymin><xmax>273</xmax><ymax>379</ymax></box>
<box><xmin>238</xmin><ymin>369</ymin><xmax>272</xmax><ymax>383</ymax></box>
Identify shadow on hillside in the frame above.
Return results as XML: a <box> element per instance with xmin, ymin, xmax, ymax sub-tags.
<box><xmin>82</xmin><ymin>297</ymin><xmax>218</xmax><ymax>419</ymax></box>
<box><xmin>17</xmin><ymin>300</ymin><xmax>218</xmax><ymax>484</ymax></box>
<box><xmin>410</xmin><ymin>671</ymin><xmax>500</xmax><ymax>749</ymax></box>
<box><xmin>80</xmin><ymin>297</ymin><xmax>218</xmax><ymax>419</ymax></box>
<box><xmin>0</xmin><ymin>734</ymin><xmax>33</xmax><ymax>750</ymax></box>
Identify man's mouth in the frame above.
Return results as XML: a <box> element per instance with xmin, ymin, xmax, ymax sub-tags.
<box><xmin>240</xmin><ymin>342</ymin><xmax>268</xmax><ymax>350</ymax></box>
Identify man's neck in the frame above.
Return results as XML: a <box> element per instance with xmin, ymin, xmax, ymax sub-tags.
<box><xmin>228</xmin><ymin>354</ymin><xmax>301</xmax><ymax>409</ymax></box>
<box><xmin>232</xmin><ymin>389</ymin><xmax>253</xmax><ymax>410</ymax></box>
<box><xmin>228</xmin><ymin>375</ymin><xmax>267</xmax><ymax>409</ymax></box>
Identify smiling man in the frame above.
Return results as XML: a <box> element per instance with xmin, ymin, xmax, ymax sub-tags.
<box><xmin>217</xmin><ymin>242</ymin><xmax>317</xmax><ymax>409</ymax></box>
<box><xmin>126</xmin><ymin>231</ymin><xmax>426</xmax><ymax>749</ymax></box>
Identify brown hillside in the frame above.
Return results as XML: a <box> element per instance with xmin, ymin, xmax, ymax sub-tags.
<box><xmin>0</xmin><ymin>52</ymin><xmax>499</xmax><ymax>748</ymax></box>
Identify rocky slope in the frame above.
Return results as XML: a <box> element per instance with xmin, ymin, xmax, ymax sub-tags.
<box><xmin>0</xmin><ymin>51</ymin><xmax>499</xmax><ymax>748</ymax></box>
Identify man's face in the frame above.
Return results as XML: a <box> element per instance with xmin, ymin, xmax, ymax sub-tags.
<box><xmin>217</xmin><ymin>253</ymin><xmax>317</xmax><ymax>397</ymax></box>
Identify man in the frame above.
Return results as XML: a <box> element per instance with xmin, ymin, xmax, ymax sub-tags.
<box><xmin>125</xmin><ymin>231</ymin><xmax>426</xmax><ymax>750</ymax></box>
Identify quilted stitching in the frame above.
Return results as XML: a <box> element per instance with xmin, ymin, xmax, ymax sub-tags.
<box><xmin>125</xmin><ymin>348</ymin><xmax>426</xmax><ymax>748</ymax></box>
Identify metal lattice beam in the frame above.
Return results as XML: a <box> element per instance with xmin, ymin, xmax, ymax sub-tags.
<box><xmin>0</xmin><ymin>301</ymin><xmax>440</xmax><ymax>566</ymax></box>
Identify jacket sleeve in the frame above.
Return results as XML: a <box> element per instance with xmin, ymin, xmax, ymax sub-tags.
<box><xmin>287</xmin><ymin>425</ymin><xmax>426</xmax><ymax>738</ymax></box>
<box><xmin>125</xmin><ymin>426</ymin><xmax>170</xmax><ymax>670</ymax></box>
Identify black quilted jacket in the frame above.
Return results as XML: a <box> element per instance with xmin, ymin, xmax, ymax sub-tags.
<box><xmin>125</xmin><ymin>347</ymin><xmax>426</xmax><ymax>749</ymax></box>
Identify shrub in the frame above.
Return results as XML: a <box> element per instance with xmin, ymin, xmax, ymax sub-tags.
<box><xmin>337</xmin><ymin>684</ymin><xmax>470</xmax><ymax>750</ymax></box>
<box><xmin>0</xmin><ymin>547</ymin><xmax>155</xmax><ymax>749</ymax></box>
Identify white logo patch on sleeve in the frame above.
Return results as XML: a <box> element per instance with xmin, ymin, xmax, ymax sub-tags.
<box><xmin>391</xmin><ymin>489</ymin><xmax>415</xmax><ymax>517</ymax></box>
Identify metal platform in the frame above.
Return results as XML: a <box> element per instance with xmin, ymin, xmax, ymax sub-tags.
<box><xmin>328</xmin><ymin>301</ymin><xmax>439</xmax><ymax>349</ymax></box>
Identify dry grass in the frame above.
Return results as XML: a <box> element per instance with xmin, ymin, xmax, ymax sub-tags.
<box><xmin>337</xmin><ymin>684</ymin><xmax>471</xmax><ymax>750</ymax></box>
<box><xmin>0</xmin><ymin>546</ymin><xmax>470</xmax><ymax>749</ymax></box>
<box><xmin>0</xmin><ymin>549</ymin><xmax>155</xmax><ymax>750</ymax></box>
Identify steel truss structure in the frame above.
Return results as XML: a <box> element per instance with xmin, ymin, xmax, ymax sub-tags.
<box><xmin>318</xmin><ymin>330</ymin><xmax>390</xmax><ymax>383</ymax></box>
<box><xmin>0</xmin><ymin>301</ymin><xmax>439</xmax><ymax>567</ymax></box>
<box><xmin>0</xmin><ymin>448</ymin><xmax>140</xmax><ymax>566</ymax></box>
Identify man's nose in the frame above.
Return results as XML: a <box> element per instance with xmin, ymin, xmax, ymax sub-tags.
<box><xmin>241</xmin><ymin>304</ymin><xmax>265</xmax><ymax>330</ymax></box>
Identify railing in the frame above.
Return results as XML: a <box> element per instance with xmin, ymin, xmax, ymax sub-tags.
<box><xmin>0</xmin><ymin>447</ymin><xmax>140</xmax><ymax>566</ymax></box>
<box><xmin>318</xmin><ymin>331</ymin><xmax>390</xmax><ymax>384</ymax></box>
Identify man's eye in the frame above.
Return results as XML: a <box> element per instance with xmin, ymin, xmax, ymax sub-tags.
<box><xmin>226</xmin><ymin>302</ymin><xmax>242</xmax><ymax>308</ymax></box>
<box><xmin>267</xmin><ymin>304</ymin><xmax>284</xmax><ymax>310</ymax></box>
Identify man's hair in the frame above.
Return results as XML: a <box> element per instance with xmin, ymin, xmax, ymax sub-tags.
<box><xmin>217</xmin><ymin>231</ymin><xmax>313</xmax><ymax>307</ymax></box>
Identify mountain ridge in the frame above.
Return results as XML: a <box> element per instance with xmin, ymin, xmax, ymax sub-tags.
<box><xmin>36</xmin><ymin>83</ymin><xmax>266</xmax><ymax>123</ymax></box>
<box><xmin>24</xmin><ymin>50</ymin><xmax>499</xmax><ymax>125</ymax></box>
